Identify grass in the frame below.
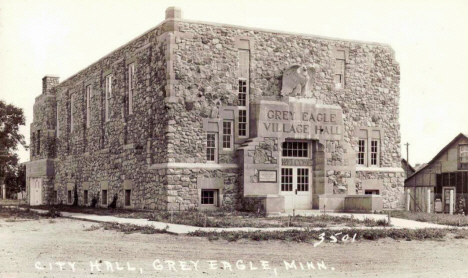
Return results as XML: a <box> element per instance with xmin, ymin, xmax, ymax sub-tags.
<box><xmin>188</xmin><ymin>228</ymin><xmax>452</xmax><ymax>242</ymax></box>
<box><xmin>390</xmin><ymin>211</ymin><xmax>468</xmax><ymax>227</ymax></box>
<box><xmin>99</xmin><ymin>222</ymin><xmax>168</xmax><ymax>235</ymax></box>
<box><xmin>26</xmin><ymin>205</ymin><xmax>390</xmax><ymax>228</ymax></box>
<box><xmin>0</xmin><ymin>207</ymin><xmax>50</xmax><ymax>220</ymax></box>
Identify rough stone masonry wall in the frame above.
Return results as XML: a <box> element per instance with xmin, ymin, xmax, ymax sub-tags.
<box><xmin>30</xmin><ymin>22</ymin><xmax>173</xmax><ymax>208</ymax></box>
<box><xmin>171</xmin><ymin>21</ymin><xmax>401</xmax><ymax>168</ymax></box>
<box><xmin>356</xmin><ymin>171</ymin><xmax>405</xmax><ymax>209</ymax></box>
<box><xmin>164</xmin><ymin>168</ymin><xmax>239</xmax><ymax>210</ymax></box>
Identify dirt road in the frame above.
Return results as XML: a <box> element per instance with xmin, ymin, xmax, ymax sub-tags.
<box><xmin>1</xmin><ymin>218</ymin><xmax>467</xmax><ymax>277</ymax></box>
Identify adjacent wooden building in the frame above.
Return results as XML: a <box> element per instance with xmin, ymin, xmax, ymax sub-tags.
<box><xmin>404</xmin><ymin>133</ymin><xmax>468</xmax><ymax>214</ymax></box>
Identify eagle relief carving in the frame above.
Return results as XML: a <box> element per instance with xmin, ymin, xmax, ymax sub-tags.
<box><xmin>281</xmin><ymin>65</ymin><xmax>316</xmax><ymax>97</ymax></box>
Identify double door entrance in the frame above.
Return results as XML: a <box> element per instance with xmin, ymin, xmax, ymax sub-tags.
<box><xmin>280</xmin><ymin>167</ymin><xmax>312</xmax><ymax>210</ymax></box>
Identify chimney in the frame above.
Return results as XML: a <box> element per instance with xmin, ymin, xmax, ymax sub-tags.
<box><xmin>165</xmin><ymin>7</ymin><xmax>182</xmax><ymax>20</ymax></box>
<box><xmin>42</xmin><ymin>75</ymin><xmax>60</xmax><ymax>95</ymax></box>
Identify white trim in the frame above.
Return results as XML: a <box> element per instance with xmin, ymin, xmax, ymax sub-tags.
<box><xmin>356</xmin><ymin>167</ymin><xmax>404</xmax><ymax>173</ymax></box>
<box><xmin>149</xmin><ymin>163</ymin><xmax>238</xmax><ymax>170</ymax></box>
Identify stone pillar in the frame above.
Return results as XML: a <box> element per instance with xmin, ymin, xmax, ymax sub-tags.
<box><xmin>427</xmin><ymin>189</ymin><xmax>431</xmax><ymax>213</ymax></box>
<box><xmin>42</xmin><ymin>75</ymin><xmax>60</xmax><ymax>95</ymax></box>
<box><xmin>449</xmin><ymin>190</ymin><xmax>454</xmax><ymax>215</ymax></box>
<box><xmin>406</xmin><ymin>188</ymin><xmax>411</xmax><ymax>211</ymax></box>
<box><xmin>165</xmin><ymin>7</ymin><xmax>182</xmax><ymax>19</ymax></box>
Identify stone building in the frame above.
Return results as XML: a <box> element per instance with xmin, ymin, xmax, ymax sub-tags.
<box><xmin>25</xmin><ymin>7</ymin><xmax>405</xmax><ymax>213</ymax></box>
<box><xmin>405</xmin><ymin>133</ymin><xmax>468</xmax><ymax>214</ymax></box>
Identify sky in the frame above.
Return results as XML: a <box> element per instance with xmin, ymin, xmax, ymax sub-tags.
<box><xmin>0</xmin><ymin>0</ymin><xmax>467</xmax><ymax>166</ymax></box>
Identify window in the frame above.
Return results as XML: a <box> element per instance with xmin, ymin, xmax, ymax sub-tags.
<box><xmin>54</xmin><ymin>190</ymin><xmax>58</xmax><ymax>204</ymax></box>
<box><xmin>370</xmin><ymin>140</ymin><xmax>379</xmax><ymax>166</ymax></box>
<box><xmin>281</xmin><ymin>168</ymin><xmax>293</xmax><ymax>191</ymax></box>
<box><xmin>238</xmin><ymin>79</ymin><xmax>247</xmax><ymax>106</ymax></box>
<box><xmin>37</xmin><ymin>130</ymin><xmax>41</xmax><ymax>154</ymax></box>
<box><xmin>32</xmin><ymin>132</ymin><xmax>36</xmax><ymax>155</ymax></box>
<box><xmin>460</xmin><ymin>144</ymin><xmax>468</xmax><ymax>170</ymax></box>
<box><xmin>105</xmin><ymin>74</ymin><xmax>112</xmax><ymax>122</ymax></box>
<box><xmin>201</xmin><ymin>189</ymin><xmax>218</xmax><ymax>206</ymax></box>
<box><xmin>86</xmin><ymin>85</ymin><xmax>91</xmax><ymax>128</ymax></box>
<box><xmin>237</xmin><ymin>49</ymin><xmax>249</xmax><ymax>138</ymax></box>
<box><xmin>222</xmin><ymin>121</ymin><xmax>233</xmax><ymax>150</ymax></box>
<box><xmin>365</xmin><ymin>190</ymin><xmax>380</xmax><ymax>195</ymax></box>
<box><xmin>206</xmin><ymin>133</ymin><xmax>217</xmax><ymax>162</ymax></box>
<box><xmin>56</xmin><ymin>103</ymin><xmax>60</xmax><ymax>137</ymax></box>
<box><xmin>125</xmin><ymin>189</ymin><xmax>131</xmax><ymax>206</ymax></box>
<box><xmin>356</xmin><ymin>128</ymin><xmax>382</xmax><ymax>167</ymax></box>
<box><xmin>238</xmin><ymin>110</ymin><xmax>247</xmax><ymax>137</ymax></box>
<box><xmin>334</xmin><ymin>49</ymin><xmax>346</xmax><ymax>89</ymax></box>
<box><xmin>128</xmin><ymin>63</ymin><xmax>135</xmax><ymax>115</ymax></box>
<box><xmin>70</xmin><ymin>94</ymin><xmax>75</xmax><ymax>132</ymax></box>
<box><xmin>297</xmin><ymin>168</ymin><xmax>309</xmax><ymax>192</ymax></box>
<box><xmin>282</xmin><ymin>141</ymin><xmax>309</xmax><ymax>158</ymax></box>
<box><xmin>83</xmin><ymin>190</ymin><xmax>88</xmax><ymax>205</ymax></box>
<box><xmin>101</xmin><ymin>190</ymin><xmax>108</xmax><ymax>206</ymax></box>
<box><xmin>357</xmin><ymin>139</ymin><xmax>366</xmax><ymax>165</ymax></box>
<box><xmin>67</xmin><ymin>190</ymin><xmax>72</xmax><ymax>204</ymax></box>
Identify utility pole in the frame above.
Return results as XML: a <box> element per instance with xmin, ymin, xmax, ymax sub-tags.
<box><xmin>404</xmin><ymin>142</ymin><xmax>410</xmax><ymax>179</ymax></box>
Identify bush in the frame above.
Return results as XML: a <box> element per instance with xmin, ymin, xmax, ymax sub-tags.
<box><xmin>90</xmin><ymin>197</ymin><xmax>98</xmax><ymax>208</ymax></box>
<box><xmin>45</xmin><ymin>207</ymin><xmax>62</xmax><ymax>218</ymax></box>
<box><xmin>101</xmin><ymin>222</ymin><xmax>167</xmax><ymax>235</ymax></box>
<box><xmin>108</xmin><ymin>195</ymin><xmax>118</xmax><ymax>209</ymax></box>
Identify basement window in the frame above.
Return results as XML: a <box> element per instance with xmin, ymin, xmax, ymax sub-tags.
<box><xmin>201</xmin><ymin>189</ymin><xmax>218</xmax><ymax>206</ymax></box>
<box><xmin>67</xmin><ymin>190</ymin><xmax>72</xmax><ymax>204</ymax></box>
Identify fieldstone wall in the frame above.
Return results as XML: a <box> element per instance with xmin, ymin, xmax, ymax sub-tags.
<box><xmin>356</xmin><ymin>171</ymin><xmax>405</xmax><ymax>209</ymax></box>
<box><xmin>172</xmin><ymin>21</ymin><xmax>401</xmax><ymax>168</ymax></box>
<box><xmin>28</xmin><ymin>21</ymin><xmax>172</xmax><ymax>208</ymax></box>
<box><xmin>164</xmin><ymin>168</ymin><xmax>239</xmax><ymax>210</ymax></box>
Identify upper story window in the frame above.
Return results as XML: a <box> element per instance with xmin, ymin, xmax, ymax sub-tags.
<box><xmin>238</xmin><ymin>79</ymin><xmax>247</xmax><ymax>106</ymax></box>
<box><xmin>86</xmin><ymin>85</ymin><xmax>91</xmax><ymax>128</ymax></box>
<box><xmin>206</xmin><ymin>133</ymin><xmax>217</xmax><ymax>163</ymax></box>
<box><xmin>70</xmin><ymin>94</ymin><xmax>75</xmax><ymax>132</ymax></box>
<box><xmin>222</xmin><ymin>121</ymin><xmax>233</xmax><ymax>150</ymax></box>
<box><xmin>37</xmin><ymin>130</ymin><xmax>41</xmax><ymax>154</ymax></box>
<box><xmin>356</xmin><ymin>128</ymin><xmax>382</xmax><ymax>167</ymax></box>
<box><xmin>459</xmin><ymin>144</ymin><xmax>468</xmax><ymax>170</ymax></box>
<box><xmin>357</xmin><ymin>139</ymin><xmax>366</xmax><ymax>165</ymax></box>
<box><xmin>282</xmin><ymin>141</ymin><xmax>309</xmax><ymax>158</ymax></box>
<box><xmin>105</xmin><ymin>74</ymin><xmax>112</xmax><ymax>122</ymax></box>
<box><xmin>334</xmin><ymin>49</ymin><xmax>347</xmax><ymax>89</ymax></box>
<box><xmin>128</xmin><ymin>63</ymin><xmax>135</xmax><ymax>115</ymax></box>
<box><xmin>238</xmin><ymin>110</ymin><xmax>247</xmax><ymax>137</ymax></box>
<box><xmin>238</xmin><ymin>49</ymin><xmax>249</xmax><ymax>138</ymax></box>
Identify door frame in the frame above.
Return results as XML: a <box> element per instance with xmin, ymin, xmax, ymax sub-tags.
<box><xmin>29</xmin><ymin>177</ymin><xmax>43</xmax><ymax>206</ymax></box>
<box><xmin>280</xmin><ymin>166</ymin><xmax>313</xmax><ymax>210</ymax></box>
<box><xmin>442</xmin><ymin>186</ymin><xmax>456</xmax><ymax>214</ymax></box>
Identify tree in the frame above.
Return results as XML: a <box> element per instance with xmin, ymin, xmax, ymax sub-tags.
<box><xmin>0</xmin><ymin>100</ymin><xmax>28</xmax><ymax>198</ymax></box>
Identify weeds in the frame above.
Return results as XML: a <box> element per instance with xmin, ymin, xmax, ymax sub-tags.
<box><xmin>189</xmin><ymin>228</ymin><xmax>449</xmax><ymax>242</ymax></box>
<box><xmin>101</xmin><ymin>222</ymin><xmax>168</xmax><ymax>235</ymax></box>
